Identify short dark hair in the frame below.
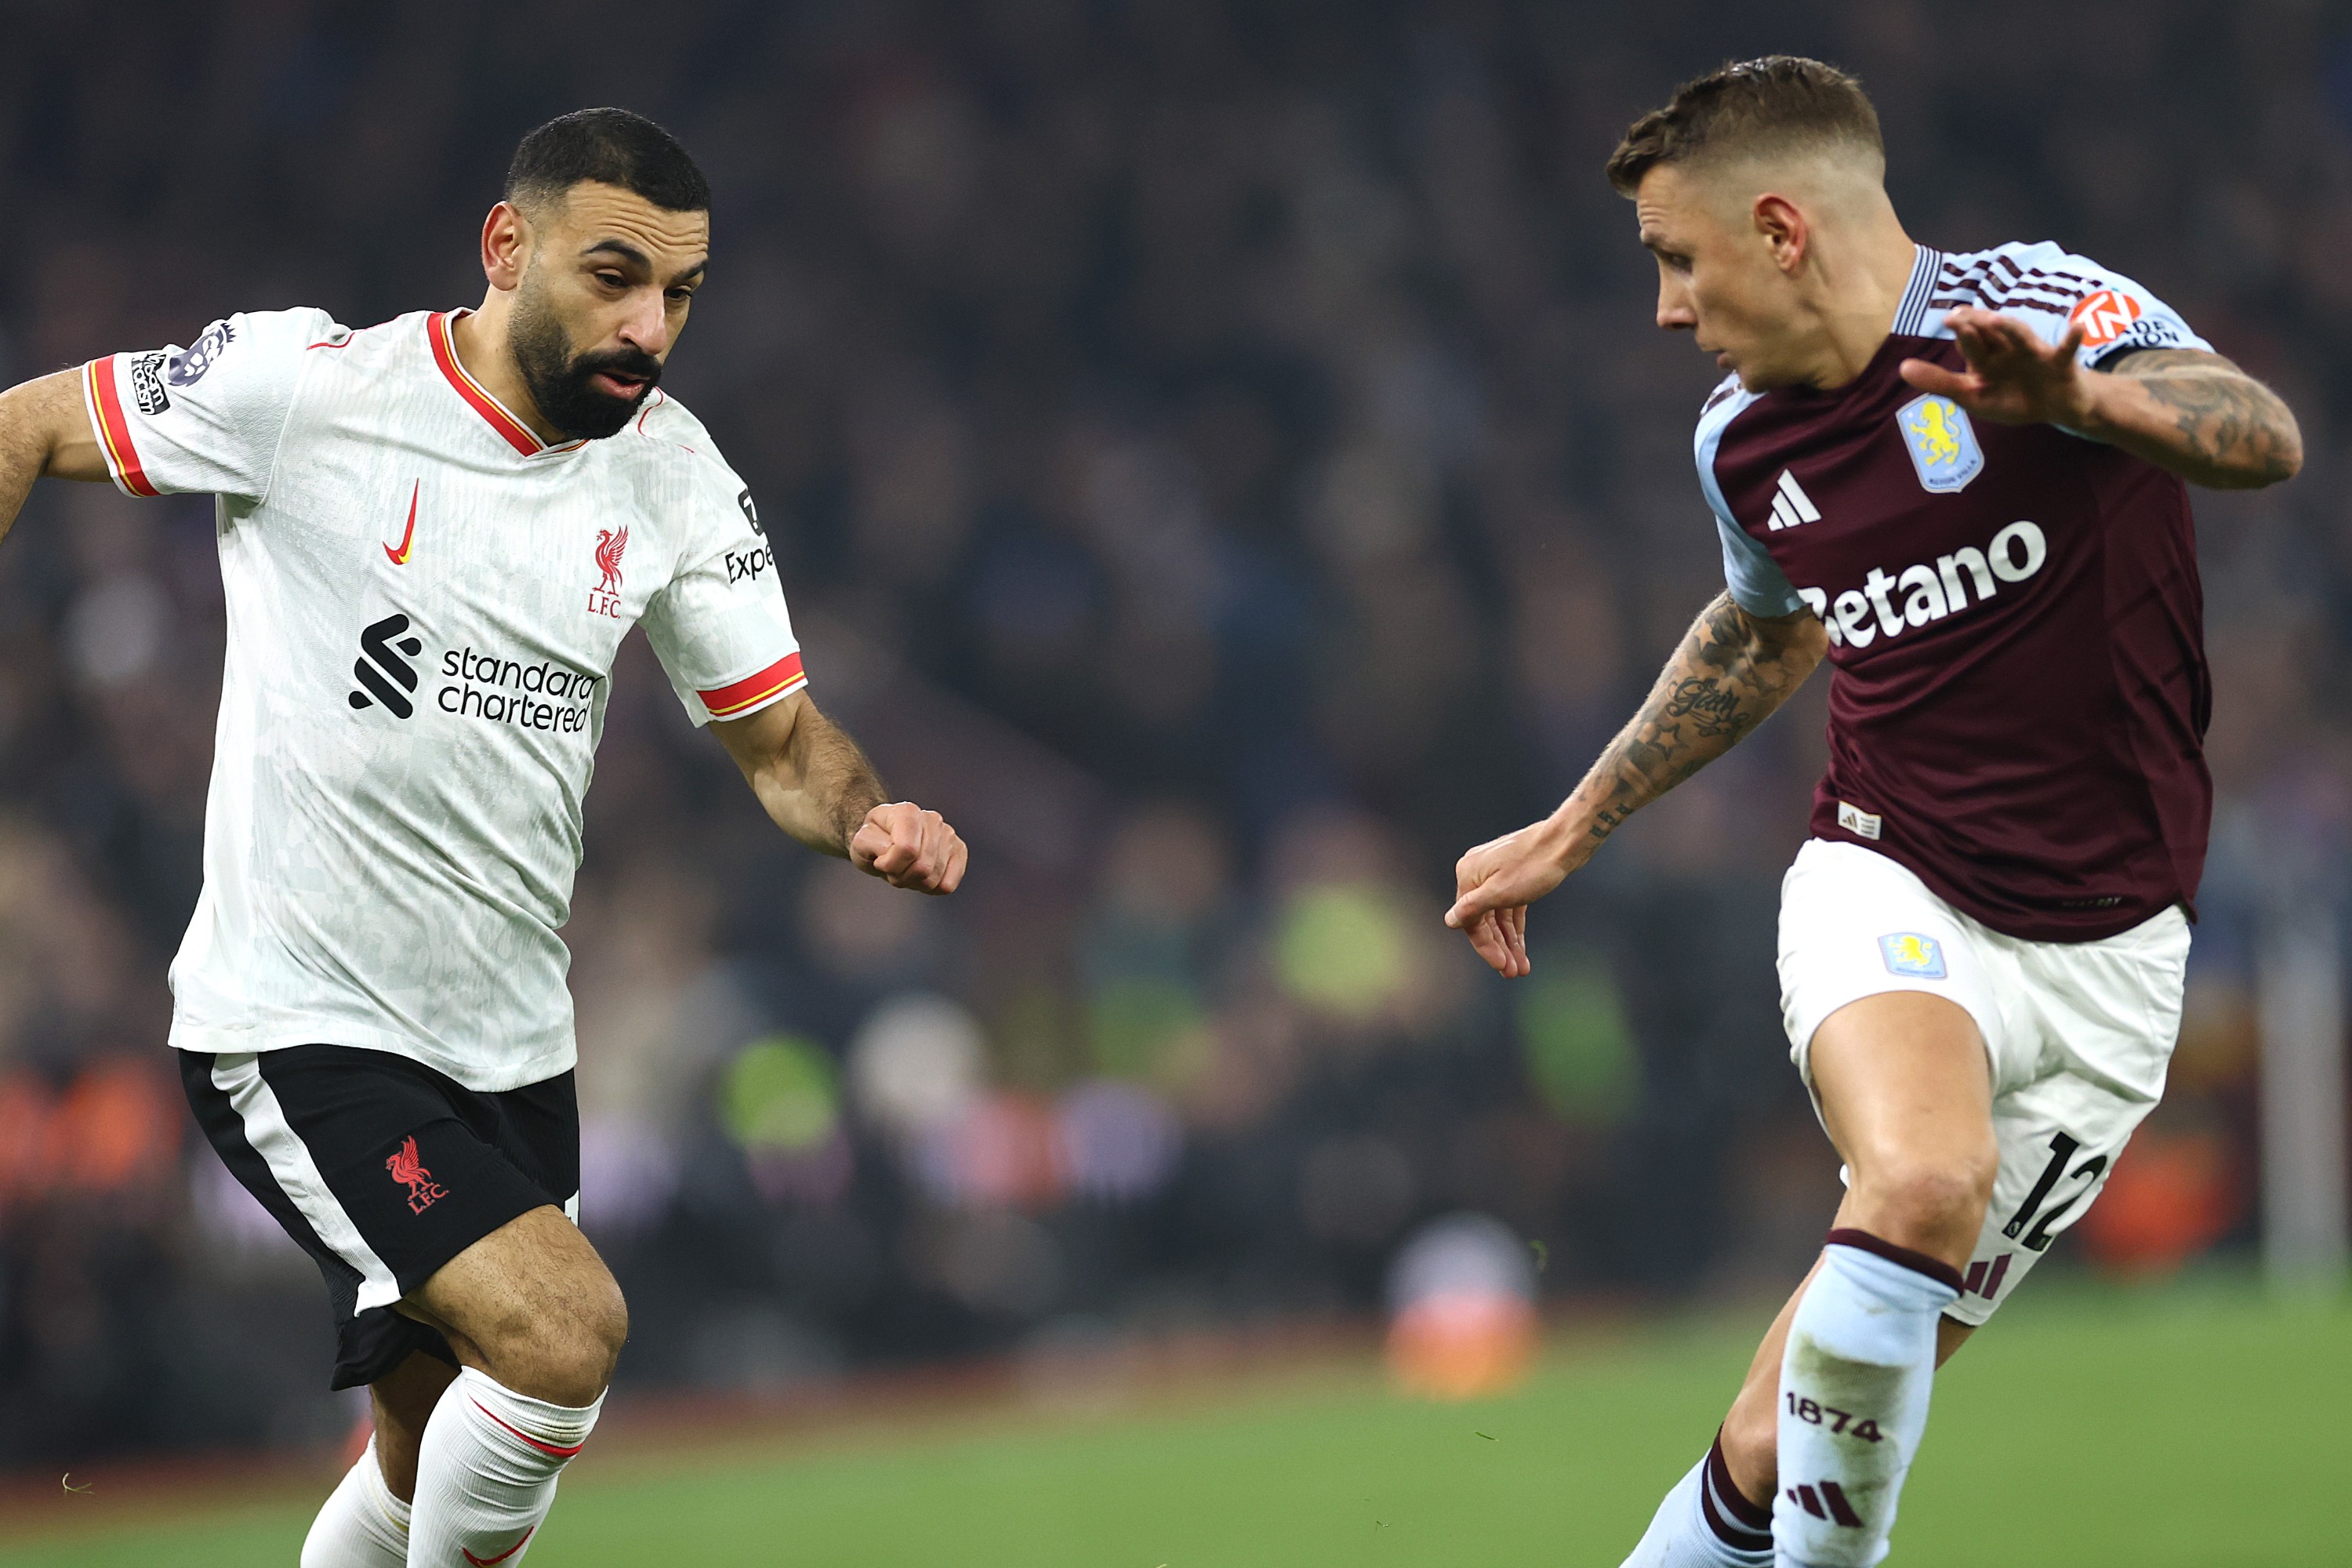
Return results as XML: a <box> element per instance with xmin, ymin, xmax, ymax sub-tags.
<box><xmin>506</xmin><ymin>107</ymin><xmax>711</xmax><ymax>215</ymax></box>
<box><xmin>1606</xmin><ymin>56</ymin><xmax>1882</xmax><ymax>194</ymax></box>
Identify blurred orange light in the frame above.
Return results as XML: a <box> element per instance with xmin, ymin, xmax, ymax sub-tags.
<box><xmin>2076</xmin><ymin>1131</ymin><xmax>2242</xmax><ymax>1276</ymax></box>
<box><xmin>1385</xmin><ymin>1291</ymin><xmax>1536</xmax><ymax>1401</ymax></box>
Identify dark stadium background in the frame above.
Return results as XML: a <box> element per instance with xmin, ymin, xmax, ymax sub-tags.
<box><xmin>0</xmin><ymin>0</ymin><xmax>2341</xmax><ymax>1467</ymax></box>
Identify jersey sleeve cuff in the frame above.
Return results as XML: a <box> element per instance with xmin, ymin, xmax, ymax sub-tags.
<box><xmin>698</xmin><ymin>650</ymin><xmax>807</xmax><ymax>722</ymax></box>
<box><xmin>82</xmin><ymin>358</ymin><xmax>162</xmax><ymax>498</ymax></box>
<box><xmin>1728</xmin><ymin>580</ymin><xmax>1808</xmax><ymax>619</ymax></box>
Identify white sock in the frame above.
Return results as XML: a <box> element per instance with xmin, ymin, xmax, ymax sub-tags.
<box><xmin>300</xmin><ymin>1436</ymin><xmax>411</xmax><ymax>1568</ymax></box>
<box><xmin>1621</xmin><ymin>1434</ymin><xmax>1774</xmax><ymax>1567</ymax></box>
<box><xmin>408</xmin><ymin>1367</ymin><xmax>602</xmax><ymax>1567</ymax></box>
<box><xmin>1773</xmin><ymin>1231</ymin><xmax>1960</xmax><ymax>1567</ymax></box>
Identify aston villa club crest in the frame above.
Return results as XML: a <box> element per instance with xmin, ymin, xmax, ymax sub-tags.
<box><xmin>587</xmin><ymin>526</ymin><xmax>628</xmax><ymax>619</ymax></box>
<box><xmin>1896</xmin><ymin>394</ymin><xmax>1984</xmax><ymax>494</ymax></box>
<box><xmin>1878</xmin><ymin>932</ymin><xmax>1948</xmax><ymax>979</ymax></box>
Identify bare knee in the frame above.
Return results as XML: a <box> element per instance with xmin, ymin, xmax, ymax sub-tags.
<box><xmin>411</xmin><ymin>1208</ymin><xmax>630</xmax><ymax>1407</ymax></box>
<box><xmin>1849</xmin><ymin>1149</ymin><xmax>1996</xmax><ymax>1265</ymax></box>
<box><xmin>477</xmin><ymin>1275</ymin><xmax>626</xmax><ymax>1407</ymax></box>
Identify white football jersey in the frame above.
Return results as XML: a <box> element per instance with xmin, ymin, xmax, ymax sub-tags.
<box><xmin>84</xmin><ymin>307</ymin><xmax>805</xmax><ymax>1090</ymax></box>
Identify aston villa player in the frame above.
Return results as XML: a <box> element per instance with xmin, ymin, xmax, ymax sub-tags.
<box><xmin>0</xmin><ymin>111</ymin><xmax>966</xmax><ymax>1565</ymax></box>
<box><xmin>1443</xmin><ymin>58</ymin><xmax>2299</xmax><ymax>1568</ymax></box>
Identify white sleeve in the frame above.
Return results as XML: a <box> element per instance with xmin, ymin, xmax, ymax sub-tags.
<box><xmin>638</xmin><ymin>454</ymin><xmax>805</xmax><ymax>727</ymax></box>
<box><xmin>80</xmin><ymin>307</ymin><xmax>336</xmax><ymax>502</ymax></box>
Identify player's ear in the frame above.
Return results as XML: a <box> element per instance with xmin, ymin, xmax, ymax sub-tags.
<box><xmin>481</xmin><ymin>201</ymin><xmax>531</xmax><ymax>292</ymax></box>
<box><xmin>1752</xmin><ymin>193</ymin><xmax>1807</xmax><ymax>274</ymax></box>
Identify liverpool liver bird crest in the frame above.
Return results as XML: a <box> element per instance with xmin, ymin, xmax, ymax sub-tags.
<box><xmin>593</xmin><ymin>526</ymin><xmax>629</xmax><ymax>596</ymax></box>
<box><xmin>385</xmin><ymin>1135</ymin><xmax>449</xmax><ymax>1214</ymax></box>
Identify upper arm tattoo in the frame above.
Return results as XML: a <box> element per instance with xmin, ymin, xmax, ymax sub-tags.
<box><xmin>2107</xmin><ymin>348</ymin><xmax>2300</xmax><ymax>487</ymax></box>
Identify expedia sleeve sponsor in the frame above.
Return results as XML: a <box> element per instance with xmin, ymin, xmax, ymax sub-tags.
<box><xmin>636</xmin><ymin>455</ymin><xmax>804</xmax><ymax>726</ymax></box>
<box><xmin>437</xmin><ymin>647</ymin><xmax>602</xmax><ymax>733</ymax></box>
<box><xmin>724</xmin><ymin>539</ymin><xmax>775</xmax><ymax>587</ymax></box>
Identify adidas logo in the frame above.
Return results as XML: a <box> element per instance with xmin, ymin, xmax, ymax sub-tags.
<box><xmin>1786</xmin><ymin>1479</ymin><xmax>1864</xmax><ymax>1526</ymax></box>
<box><xmin>1766</xmin><ymin>469</ymin><xmax>1821</xmax><ymax>531</ymax></box>
<box><xmin>348</xmin><ymin>612</ymin><xmax>423</xmax><ymax>719</ymax></box>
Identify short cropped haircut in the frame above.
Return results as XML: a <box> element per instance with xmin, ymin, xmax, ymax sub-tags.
<box><xmin>506</xmin><ymin>107</ymin><xmax>711</xmax><ymax>215</ymax></box>
<box><xmin>1606</xmin><ymin>56</ymin><xmax>1882</xmax><ymax>194</ymax></box>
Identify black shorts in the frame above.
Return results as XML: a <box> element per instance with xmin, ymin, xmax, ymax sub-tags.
<box><xmin>180</xmin><ymin>1045</ymin><xmax>579</xmax><ymax>1391</ymax></box>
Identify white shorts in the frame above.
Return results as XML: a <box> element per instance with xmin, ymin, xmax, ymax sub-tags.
<box><xmin>1777</xmin><ymin>840</ymin><xmax>2190</xmax><ymax>1327</ymax></box>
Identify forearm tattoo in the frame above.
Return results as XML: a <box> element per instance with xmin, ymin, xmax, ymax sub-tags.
<box><xmin>2111</xmin><ymin>350</ymin><xmax>2300</xmax><ymax>488</ymax></box>
<box><xmin>1576</xmin><ymin>593</ymin><xmax>1817</xmax><ymax>844</ymax></box>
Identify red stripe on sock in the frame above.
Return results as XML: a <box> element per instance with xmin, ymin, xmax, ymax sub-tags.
<box><xmin>468</xmin><ymin>1399</ymin><xmax>586</xmax><ymax>1458</ymax></box>
<box><xmin>1819</xmin><ymin>1479</ymin><xmax>1865</xmax><ymax>1527</ymax></box>
<box><xmin>1825</xmin><ymin>1227</ymin><xmax>1965</xmax><ymax>1294</ymax></box>
<box><xmin>461</xmin><ymin>1526</ymin><xmax>535</xmax><ymax>1565</ymax></box>
<box><xmin>1793</xmin><ymin>1484</ymin><xmax>1825</xmax><ymax>1519</ymax></box>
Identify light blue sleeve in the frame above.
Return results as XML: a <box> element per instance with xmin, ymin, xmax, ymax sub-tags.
<box><xmin>1694</xmin><ymin>387</ymin><xmax>1804</xmax><ymax>618</ymax></box>
<box><xmin>1998</xmin><ymin>243</ymin><xmax>2212</xmax><ymax>368</ymax></box>
<box><xmin>1715</xmin><ymin>514</ymin><xmax>1804</xmax><ymax>618</ymax></box>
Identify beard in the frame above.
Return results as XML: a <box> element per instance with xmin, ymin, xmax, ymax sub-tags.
<box><xmin>506</xmin><ymin>275</ymin><xmax>662</xmax><ymax>441</ymax></box>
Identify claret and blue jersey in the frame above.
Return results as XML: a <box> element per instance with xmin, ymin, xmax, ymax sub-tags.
<box><xmin>1696</xmin><ymin>242</ymin><xmax>2215</xmax><ymax>943</ymax></box>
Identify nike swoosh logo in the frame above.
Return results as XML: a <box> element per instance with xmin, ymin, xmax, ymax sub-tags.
<box><xmin>384</xmin><ymin>480</ymin><xmax>419</xmax><ymax>565</ymax></box>
<box><xmin>461</xmin><ymin>1527</ymin><xmax>534</xmax><ymax>1565</ymax></box>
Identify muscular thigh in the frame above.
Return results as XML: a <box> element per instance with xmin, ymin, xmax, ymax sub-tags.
<box><xmin>405</xmin><ymin>1203</ymin><xmax>619</xmax><ymax>1360</ymax></box>
<box><xmin>1808</xmin><ymin>993</ymin><xmax>1995</xmax><ymax>1191</ymax></box>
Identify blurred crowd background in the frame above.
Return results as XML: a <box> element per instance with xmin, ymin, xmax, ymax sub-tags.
<box><xmin>2</xmin><ymin>0</ymin><xmax>2345</xmax><ymax>1465</ymax></box>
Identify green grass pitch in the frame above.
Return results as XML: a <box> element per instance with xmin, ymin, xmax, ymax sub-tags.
<box><xmin>5</xmin><ymin>1279</ymin><xmax>2343</xmax><ymax>1566</ymax></box>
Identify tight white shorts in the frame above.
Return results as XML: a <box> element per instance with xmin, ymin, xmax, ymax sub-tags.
<box><xmin>1777</xmin><ymin>839</ymin><xmax>2190</xmax><ymax>1326</ymax></box>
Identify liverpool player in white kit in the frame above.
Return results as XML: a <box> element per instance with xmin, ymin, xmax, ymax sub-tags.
<box><xmin>1444</xmin><ymin>60</ymin><xmax>2301</xmax><ymax>1567</ymax></box>
<box><xmin>0</xmin><ymin>111</ymin><xmax>966</xmax><ymax>1565</ymax></box>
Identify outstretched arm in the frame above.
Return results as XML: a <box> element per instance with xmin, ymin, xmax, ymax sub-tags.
<box><xmin>0</xmin><ymin>371</ymin><xmax>111</xmax><ymax>545</ymax></box>
<box><xmin>1445</xmin><ymin>593</ymin><xmax>1827</xmax><ymax>977</ymax></box>
<box><xmin>712</xmin><ymin>691</ymin><xmax>967</xmax><ymax>893</ymax></box>
<box><xmin>1899</xmin><ymin>308</ymin><xmax>2301</xmax><ymax>489</ymax></box>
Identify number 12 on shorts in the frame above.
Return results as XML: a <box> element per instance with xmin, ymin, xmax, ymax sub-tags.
<box><xmin>2002</xmin><ymin>1130</ymin><xmax>2107</xmax><ymax>1252</ymax></box>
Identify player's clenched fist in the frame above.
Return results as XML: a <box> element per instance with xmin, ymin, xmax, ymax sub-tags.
<box><xmin>850</xmin><ymin>801</ymin><xmax>967</xmax><ymax>894</ymax></box>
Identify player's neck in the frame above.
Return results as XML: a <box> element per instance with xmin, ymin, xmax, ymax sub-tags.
<box><xmin>449</xmin><ymin>302</ymin><xmax>566</xmax><ymax>446</ymax></box>
<box><xmin>1787</xmin><ymin>218</ymin><xmax>1921</xmax><ymax>392</ymax></box>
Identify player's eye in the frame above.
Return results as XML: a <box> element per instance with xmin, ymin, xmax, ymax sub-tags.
<box><xmin>593</xmin><ymin>271</ymin><xmax>626</xmax><ymax>291</ymax></box>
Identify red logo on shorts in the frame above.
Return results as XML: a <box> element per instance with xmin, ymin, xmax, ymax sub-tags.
<box><xmin>386</xmin><ymin>1136</ymin><xmax>449</xmax><ymax>1214</ymax></box>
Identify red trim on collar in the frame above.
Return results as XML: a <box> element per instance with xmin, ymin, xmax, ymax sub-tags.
<box><xmin>427</xmin><ymin>311</ymin><xmax>552</xmax><ymax>456</ymax></box>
